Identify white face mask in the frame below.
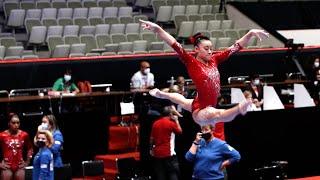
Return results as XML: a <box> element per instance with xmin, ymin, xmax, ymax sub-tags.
<box><xmin>314</xmin><ymin>62</ymin><xmax>319</xmax><ymax>68</ymax></box>
<box><xmin>40</xmin><ymin>123</ymin><xmax>49</xmax><ymax>130</ymax></box>
<box><xmin>64</xmin><ymin>75</ymin><xmax>71</xmax><ymax>82</ymax></box>
<box><xmin>143</xmin><ymin>68</ymin><xmax>150</xmax><ymax>75</ymax></box>
<box><xmin>253</xmin><ymin>79</ymin><xmax>260</xmax><ymax>86</ymax></box>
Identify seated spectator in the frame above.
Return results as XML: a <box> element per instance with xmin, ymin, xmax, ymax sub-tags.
<box><xmin>49</xmin><ymin>69</ymin><xmax>79</xmax><ymax>96</ymax></box>
<box><xmin>245</xmin><ymin>74</ymin><xmax>263</xmax><ymax>109</ymax></box>
<box><xmin>131</xmin><ymin>61</ymin><xmax>155</xmax><ymax>90</ymax></box>
<box><xmin>162</xmin><ymin>76</ymin><xmax>189</xmax><ymax>97</ymax></box>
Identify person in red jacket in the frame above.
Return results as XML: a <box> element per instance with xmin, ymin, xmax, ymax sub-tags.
<box><xmin>140</xmin><ymin>19</ymin><xmax>269</xmax><ymax>126</ymax></box>
<box><xmin>150</xmin><ymin>106</ymin><xmax>183</xmax><ymax>180</ymax></box>
<box><xmin>0</xmin><ymin>113</ymin><xmax>33</xmax><ymax>180</ymax></box>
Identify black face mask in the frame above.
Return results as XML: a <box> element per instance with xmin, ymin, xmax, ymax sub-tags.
<box><xmin>201</xmin><ymin>132</ymin><xmax>212</xmax><ymax>141</ymax></box>
<box><xmin>36</xmin><ymin>140</ymin><xmax>46</xmax><ymax>148</ymax></box>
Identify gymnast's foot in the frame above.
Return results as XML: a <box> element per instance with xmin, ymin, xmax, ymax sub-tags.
<box><xmin>149</xmin><ymin>88</ymin><xmax>165</xmax><ymax>99</ymax></box>
<box><xmin>239</xmin><ymin>100</ymin><xmax>252</xmax><ymax>115</ymax></box>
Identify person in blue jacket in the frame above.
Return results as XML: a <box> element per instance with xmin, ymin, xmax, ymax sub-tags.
<box><xmin>33</xmin><ymin>130</ymin><xmax>54</xmax><ymax>180</ymax></box>
<box><xmin>38</xmin><ymin>114</ymin><xmax>64</xmax><ymax>168</ymax></box>
<box><xmin>185</xmin><ymin>124</ymin><xmax>241</xmax><ymax>180</ymax></box>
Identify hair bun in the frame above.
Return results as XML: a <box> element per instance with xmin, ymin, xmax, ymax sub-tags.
<box><xmin>189</xmin><ymin>33</ymin><xmax>203</xmax><ymax>45</ymax></box>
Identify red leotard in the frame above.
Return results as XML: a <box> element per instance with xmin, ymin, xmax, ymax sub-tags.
<box><xmin>171</xmin><ymin>42</ymin><xmax>242</xmax><ymax>140</ymax></box>
<box><xmin>0</xmin><ymin>130</ymin><xmax>33</xmax><ymax>172</ymax></box>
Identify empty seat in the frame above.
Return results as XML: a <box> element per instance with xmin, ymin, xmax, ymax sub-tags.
<box><xmin>216</xmin><ymin>37</ymin><xmax>231</xmax><ymax>49</ymax></box>
<box><xmin>5</xmin><ymin>46</ymin><xmax>24</xmax><ymax>59</ymax></box>
<box><xmin>177</xmin><ymin>21</ymin><xmax>194</xmax><ymax>39</ymax></box>
<box><xmin>111</xmin><ymin>33</ymin><xmax>126</xmax><ymax>43</ymax></box>
<box><xmin>80</xmin><ymin>34</ymin><xmax>98</xmax><ymax>54</ymax></box>
<box><xmin>97</xmin><ymin>0</ymin><xmax>112</xmax><ymax>8</ymax></box>
<box><xmin>125</xmin><ymin>23</ymin><xmax>140</xmax><ymax>34</ymax></box>
<box><xmin>194</xmin><ymin>0</ymin><xmax>207</xmax><ymax>5</ymax></box>
<box><xmin>4</xmin><ymin>1</ymin><xmax>19</xmax><ymax>19</ymax></box>
<box><xmin>58</xmin><ymin>8</ymin><xmax>73</xmax><ymax>19</ymax></box>
<box><xmin>224</xmin><ymin>29</ymin><xmax>239</xmax><ymax>43</ymax></box>
<box><xmin>42</xmin><ymin>19</ymin><xmax>58</xmax><ymax>27</ymax></box>
<box><xmin>185</xmin><ymin>5</ymin><xmax>199</xmax><ymax>15</ymax></box>
<box><xmin>26</xmin><ymin>9</ymin><xmax>42</xmax><ymax>19</ymax></box>
<box><xmin>199</xmin><ymin>5</ymin><xmax>212</xmax><ymax>14</ymax></box>
<box><xmin>211</xmin><ymin>29</ymin><xmax>225</xmax><ymax>38</ymax></box>
<box><xmin>207</xmin><ymin>20</ymin><xmax>221</xmax><ymax>30</ymax></box>
<box><xmin>64</xmin><ymin>35</ymin><xmax>80</xmax><ymax>45</ymax></box>
<box><xmin>209</xmin><ymin>37</ymin><xmax>216</xmax><ymax>49</ymax></box>
<box><xmin>103</xmin><ymin>7</ymin><xmax>118</xmax><ymax>17</ymax></box>
<box><xmin>118</xmin><ymin>6</ymin><xmax>132</xmax><ymax>17</ymax></box>
<box><xmin>193</xmin><ymin>20</ymin><xmax>207</xmax><ymax>35</ymax></box>
<box><xmin>170</xmin><ymin>5</ymin><xmax>185</xmax><ymax>21</ymax></box>
<box><xmin>0</xmin><ymin>46</ymin><xmax>5</xmax><ymax>60</ymax></box>
<box><xmin>20</xmin><ymin>2</ymin><xmax>36</xmax><ymax>10</ymax></box>
<box><xmin>7</xmin><ymin>9</ymin><xmax>26</xmax><ymax>28</ymax></box>
<box><xmin>174</xmin><ymin>14</ymin><xmax>188</xmax><ymax>32</ymax></box>
<box><xmin>0</xmin><ymin>37</ymin><xmax>17</xmax><ymax>48</ymax></box>
<box><xmin>202</xmin><ymin>13</ymin><xmax>215</xmax><ymax>21</ymax></box>
<box><xmin>132</xmin><ymin>40</ymin><xmax>148</xmax><ymax>54</ymax></box>
<box><xmin>156</xmin><ymin>6</ymin><xmax>172</xmax><ymax>23</ymax></box>
<box><xmin>152</xmin><ymin>0</ymin><xmax>166</xmax><ymax>18</ymax></box>
<box><xmin>69</xmin><ymin>43</ymin><xmax>86</xmax><ymax>57</ymax></box>
<box><xmin>88</xmin><ymin>7</ymin><xmax>103</xmax><ymax>18</ymax></box>
<box><xmin>109</xmin><ymin>23</ymin><xmax>125</xmax><ymax>34</ymax></box>
<box><xmin>126</xmin><ymin>33</ymin><xmax>140</xmax><ymax>42</ymax></box>
<box><xmin>67</xmin><ymin>0</ymin><xmax>82</xmax><ymax>8</ymax></box>
<box><xmin>58</xmin><ymin>18</ymin><xmax>73</xmax><ymax>26</ymax></box>
<box><xmin>166</xmin><ymin>0</ymin><xmax>180</xmax><ymax>6</ymax></box>
<box><xmin>79</xmin><ymin>25</ymin><xmax>96</xmax><ymax>35</ymax></box>
<box><xmin>188</xmin><ymin>14</ymin><xmax>202</xmax><ymax>21</ymax></box>
<box><xmin>95</xmin><ymin>24</ymin><xmax>110</xmax><ymax>35</ymax></box>
<box><xmin>95</xmin><ymin>34</ymin><xmax>111</xmax><ymax>48</ymax></box>
<box><xmin>221</xmin><ymin>20</ymin><xmax>233</xmax><ymax>29</ymax></box>
<box><xmin>52</xmin><ymin>0</ymin><xmax>67</xmax><ymax>9</ymax></box>
<box><xmin>104</xmin><ymin>17</ymin><xmax>120</xmax><ymax>25</ymax></box>
<box><xmin>46</xmin><ymin>26</ymin><xmax>63</xmax><ymax>41</ymax></box>
<box><xmin>112</xmin><ymin>0</ymin><xmax>127</xmax><ymax>8</ymax></box>
<box><xmin>119</xmin><ymin>16</ymin><xmax>133</xmax><ymax>24</ymax></box>
<box><xmin>29</xmin><ymin>26</ymin><xmax>47</xmax><ymax>45</ymax></box>
<box><xmin>41</xmin><ymin>8</ymin><xmax>57</xmax><ymax>19</ymax></box>
<box><xmin>215</xmin><ymin>13</ymin><xmax>228</xmax><ymax>20</ymax></box>
<box><xmin>83</xmin><ymin>0</ymin><xmax>97</xmax><ymax>8</ymax></box>
<box><xmin>47</xmin><ymin>36</ymin><xmax>64</xmax><ymax>53</ymax></box>
<box><xmin>36</xmin><ymin>1</ymin><xmax>51</xmax><ymax>9</ymax></box>
<box><xmin>52</xmin><ymin>44</ymin><xmax>70</xmax><ymax>58</ymax></box>
<box><xmin>73</xmin><ymin>17</ymin><xmax>89</xmax><ymax>27</ymax></box>
<box><xmin>63</xmin><ymin>25</ymin><xmax>79</xmax><ymax>36</ymax></box>
<box><xmin>73</xmin><ymin>8</ymin><xmax>88</xmax><ymax>18</ymax></box>
<box><xmin>118</xmin><ymin>42</ymin><xmax>133</xmax><ymax>53</ymax></box>
<box><xmin>22</xmin><ymin>54</ymin><xmax>39</xmax><ymax>59</ymax></box>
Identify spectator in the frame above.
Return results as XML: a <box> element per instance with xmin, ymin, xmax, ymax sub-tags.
<box><xmin>0</xmin><ymin>113</ymin><xmax>33</xmax><ymax>180</ymax></box>
<box><xmin>32</xmin><ymin>130</ymin><xmax>54</xmax><ymax>180</ymax></box>
<box><xmin>245</xmin><ymin>74</ymin><xmax>263</xmax><ymax>109</ymax></box>
<box><xmin>131</xmin><ymin>61</ymin><xmax>155</xmax><ymax>90</ymax></box>
<box><xmin>185</xmin><ymin>124</ymin><xmax>241</xmax><ymax>180</ymax></box>
<box><xmin>150</xmin><ymin>106</ymin><xmax>182</xmax><ymax>180</ymax></box>
<box><xmin>49</xmin><ymin>69</ymin><xmax>79</xmax><ymax>96</ymax></box>
<box><xmin>38</xmin><ymin>114</ymin><xmax>64</xmax><ymax>168</ymax></box>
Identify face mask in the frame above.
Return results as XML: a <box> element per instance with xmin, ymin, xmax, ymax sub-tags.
<box><xmin>40</xmin><ymin>123</ymin><xmax>49</xmax><ymax>130</ymax></box>
<box><xmin>143</xmin><ymin>68</ymin><xmax>150</xmax><ymax>75</ymax></box>
<box><xmin>201</xmin><ymin>132</ymin><xmax>212</xmax><ymax>141</ymax></box>
<box><xmin>253</xmin><ymin>79</ymin><xmax>260</xmax><ymax>86</ymax></box>
<box><xmin>36</xmin><ymin>140</ymin><xmax>46</xmax><ymax>148</ymax></box>
<box><xmin>314</xmin><ymin>62</ymin><xmax>319</xmax><ymax>68</ymax></box>
<box><xmin>64</xmin><ymin>75</ymin><xmax>71</xmax><ymax>82</ymax></box>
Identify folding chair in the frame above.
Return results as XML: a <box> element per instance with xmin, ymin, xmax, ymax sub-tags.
<box><xmin>55</xmin><ymin>163</ymin><xmax>72</xmax><ymax>180</ymax></box>
<box><xmin>82</xmin><ymin>160</ymin><xmax>105</xmax><ymax>180</ymax></box>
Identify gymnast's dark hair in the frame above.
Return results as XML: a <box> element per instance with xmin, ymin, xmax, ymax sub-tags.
<box><xmin>189</xmin><ymin>33</ymin><xmax>210</xmax><ymax>47</ymax></box>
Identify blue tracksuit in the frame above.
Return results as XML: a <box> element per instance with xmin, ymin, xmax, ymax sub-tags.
<box><xmin>185</xmin><ymin>138</ymin><xmax>241</xmax><ymax>180</ymax></box>
<box><xmin>33</xmin><ymin>147</ymin><xmax>54</xmax><ymax>180</ymax></box>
